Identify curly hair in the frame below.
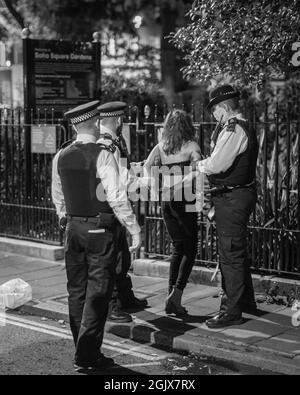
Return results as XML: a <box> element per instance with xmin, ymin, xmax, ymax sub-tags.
<box><xmin>162</xmin><ymin>109</ymin><xmax>196</xmax><ymax>156</ymax></box>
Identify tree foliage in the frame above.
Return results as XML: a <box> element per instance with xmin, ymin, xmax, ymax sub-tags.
<box><xmin>1</xmin><ymin>0</ymin><xmax>194</xmax><ymax>100</ymax></box>
<box><xmin>1</xmin><ymin>0</ymin><xmax>191</xmax><ymax>40</ymax></box>
<box><xmin>0</xmin><ymin>0</ymin><xmax>23</xmax><ymax>42</ymax></box>
<box><xmin>171</xmin><ymin>0</ymin><xmax>300</xmax><ymax>86</ymax></box>
<box><xmin>1</xmin><ymin>0</ymin><xmax>141</xmax><ymax>41</ymax></box>
<box><xmin>101</xmin><ymin>70</ymin><xmax>164</xmax><ymax>107</ymax></box>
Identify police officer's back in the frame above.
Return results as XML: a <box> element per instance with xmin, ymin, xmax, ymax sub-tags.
<box><xmin>51</xmin><ymin>101</ymin><xmax>141</xmax><ymax>372</ymax></box>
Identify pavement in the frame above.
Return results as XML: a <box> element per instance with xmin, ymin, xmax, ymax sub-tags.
<box><xmin>0</xmin><ymin>250</ymin><xmax>300</xmax><ymax>375</ymax></box>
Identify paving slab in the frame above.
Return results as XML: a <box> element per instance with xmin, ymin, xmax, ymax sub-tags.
<box><xmin>187</xmin><ymin>294</ymin><xmax>221</xmax><ymax>308</ymax></box>
<box><xmin>255</xmin><ymin>303</ymin><xmax>288</xmax><ymax>313</ymax></box>
<box><xmin>135</xmin><ymin>280</ymin><xmax>170</xmax><ymax>294</ymax></box>
<box><xmin>254</xmin><ymin>333</ymin><xmax>300</xmax><ymax>356</ymax></box>
<box><xmin>31</xmin><ymin>283</ymin><xmax>67</xmax><ymax>300</ymax></box>
<box><xmin>252</xmin><ymin>313</ymin><xmax>295</xmax><ymax>330</ymax></box>
<box><xmin>0</xmin><ymin>237</ymin><xmax>64</xmax><ymax>261</ymax></box>
<box><xmin>12</xmin><ymin>268</ymin><xmax>66</xmax><ymax>284</ymax></box>
<box><xmin>284</xmin><ymin>328</ymin><xmax>300</xmax><ymax>338</ymax></box>
<box><xmin>180</xmin><ymin>304</ymin><xmax>219</xmax><ymax>318</ymax></box>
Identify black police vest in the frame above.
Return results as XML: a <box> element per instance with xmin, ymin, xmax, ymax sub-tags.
<box><xmin>58</xmin><ymin>142</ymin><xmax>114</xmax><ymax>217</ymax></box>
<box><xmin>208</xmin><ymin>119</ymin><xmax>258</xmax><ymax>187</ymax></box>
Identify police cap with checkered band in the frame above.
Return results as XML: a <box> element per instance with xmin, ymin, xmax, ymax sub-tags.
<box><xmin>64</xmin><ymin>100</ymin><xmax>100</xmax><ymax>125</ymax></box>
<box><xmin>97</xmin><ymin>101</ymin><xmax>127</xmax><ymax>118</ymax></box>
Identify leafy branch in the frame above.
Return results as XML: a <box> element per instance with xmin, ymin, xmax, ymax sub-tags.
<box><xmin>171</xmin><ymin>0</ymin><xmax>300</xmax><ymax>86</ymax></box>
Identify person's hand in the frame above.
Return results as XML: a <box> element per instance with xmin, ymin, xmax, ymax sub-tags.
<box><xmin>182</xmin><ymin>170</ymin><xmax>199</xmax><ymax>185</ymax></box>
<box><xmin>130</xmin><ymin>161</ymin><xmax>145</xmax><ymax>168</ymax></box>
<box><xmin>203</xmin><ymin>176</ymin><xmax>211</xmax><ymax>198</ymax></box>
<box><xmin>59</xmin><ymin>216</ymin><xmax>67</xmax><ymax>232</ymax></box>
<box><xmin>129</xmin><ymin>232</ymin><xmax>142</xmax><ymax>253</ymax></box>
<box><xmin>130</xmin><ymin>161</ymin><xmax>145</xmax><ymax>177</ymax></box>
<box><xmin>191</xmin><ymin>160</ymin><xmax>200</xmax><ymax>172</ymax></box>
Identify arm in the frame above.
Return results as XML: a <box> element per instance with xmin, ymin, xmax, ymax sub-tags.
<box><xmin>132</xmin><ymin>144</ymin><xmax>161</xmax><ymax>189</ymax></box>
<box><xmin>180</xmin><ymin>142</ymin><xmax>202</xmax><ymax>185</ymax></box>
<box><xmin>114</xmin><ymin>146</ymin><xmax>132</xmax><ymax>187</ymax></box>
<box><xmin>51</xmin><ymin>151</ymin><xmax>66</xmax><ymax>220</ymax></box>
<box><xmin>97</xmin><ymin>150</ymin><xmax>141</xmax><ymax>236</ymax></box>
<box><xmin>144</xmin><ymin>144</ymin><xmax>161</xmax><ymax>174</ymax></box>
<box><xmin>190</xmin><ymin>141</ymin><xmax>202</xmax><ymax>163</ymax></box>
<box><xmin>198</xmin><ymin>125</ymin><xmax>248</xmax><ymax>175</ymax></box>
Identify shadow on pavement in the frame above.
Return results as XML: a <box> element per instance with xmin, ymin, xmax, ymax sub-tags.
<box><xmin>78</xmin><ymin>365</ymin><xmax>143</xmax><ymax>376</ymax></box>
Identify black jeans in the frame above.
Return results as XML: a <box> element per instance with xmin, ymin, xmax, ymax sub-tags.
<box><xmin>110</xmin><ymin>226</ymin><xmax>134</xmax><ymax>308</ymax></box>
<box><xmin>162</xmin><ymin>200</ymin><xmax>198</xmax><ymax>291</ymax></box>
<box><xmin>212</xmin><ymin>187</ymin><xmax>257</xmax><ymax>317</ymax></box>
<box><xmin>65</xmin><ymin>219</ymin><xmax>119</xmax><ymax>365</ymax></box>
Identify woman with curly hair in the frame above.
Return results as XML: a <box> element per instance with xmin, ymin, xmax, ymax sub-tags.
<box><xmin>144</xmin><ymin>109</ymin><xmax>202</xmax><ymax>316</ymax></box>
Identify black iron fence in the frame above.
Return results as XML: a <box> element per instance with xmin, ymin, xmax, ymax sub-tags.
<box><xmin>131</xmin><ymin>104</ymin><xmax>300</xmax><ymax>278</ymax></box>
<box><xmin>0</xmin><ymin>104</ymin><xmax>299</xmax><ymax>277</ymax></box>
<box><xmin>0</xmin><ymin>108</ymin><xmax>71</xmax><ymax>245</ymax></box>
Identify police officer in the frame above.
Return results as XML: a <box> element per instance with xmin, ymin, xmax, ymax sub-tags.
<box><xmin>195</xmin><ymin>85</ymin><xmax>258</xmax><ymax>328</ymax></box>
<box><xmin>97</xmin><ymin>102</ymin><xmax>148</xmax><ymax>324</ymax></box>
<box><xmin>51</xmin><ymin>101</ymin><xmax>142</xmax><ymax>372</ymax></box>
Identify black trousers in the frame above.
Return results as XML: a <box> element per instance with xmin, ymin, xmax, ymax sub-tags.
<box><xmin>212</xmin><ymin>187</ymin><xmax>257</xmax><ymax>316</ymax></box>
<box><xmin>64</xmin><ymin>219</ymin><xmax>119</xmax><ymax>365</ymax></box>
<box><xmin>110</xmin><ymin>226</ymin><xmax>134</xmax><ymax>308</ymax></box>
<box><xmin>162</xmin><ymin>200</ymin><xmax>198</xmax><ymax>291</ymax></box>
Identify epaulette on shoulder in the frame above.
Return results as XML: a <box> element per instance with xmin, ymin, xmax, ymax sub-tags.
<box><xmin>226</xmin><ymin>118</ymin><xmax>238</xmax><ymax>133</ymax></box>
<box><xmin>97</xmin><ymin>142</ymin><xmax>117</xmax><ymax>154</ymax></box>
<box><xmin>235</xmin><ymin>118</ymin><xmax>248</xmax><ymax>129</ymax></box>
<box><xmin>60</xmin><ymin>139</ymin><xmax>74</xmax><ymax>150</ymax></box>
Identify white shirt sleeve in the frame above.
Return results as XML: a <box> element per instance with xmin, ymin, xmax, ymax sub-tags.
<box><xmin>51</xmin><ymin>150</ymin><xmax>66</xmax><ymax>220</ymax></box>
<box><xmin>96</xmin><ymin>150</ymin><xmax>141</xmax><ymax>236</ymax></box>
<box><xmin>198</xmin><ymin>124</ymin><xmax>248</xmax><ymax>175</ymax></box>
<box><xmin>99</xmin><ymin>139</ymin><xmax>134</xmax><ymax>188</ymax></box>
<box><xmin>115</xmin><ymin>147</ymin><xmax>138</xmax><ymax>188</ymax></box>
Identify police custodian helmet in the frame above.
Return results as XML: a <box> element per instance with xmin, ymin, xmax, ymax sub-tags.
<box><xmin>207</xmin><ymin>85</ymin><xmax>240</xmax><ymax>110</ymax></box>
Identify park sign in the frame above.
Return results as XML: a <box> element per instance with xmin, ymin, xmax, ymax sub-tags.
<box><xmin>23</xmin><ymin>38</ymin><xmax>101</xmax><ymax>118</ymax></box>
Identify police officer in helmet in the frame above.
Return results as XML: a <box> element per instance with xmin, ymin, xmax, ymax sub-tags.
<box><xmin>195</xmin><ymin>85</ymin><xmax>258</xmax><ymax>328</ymax></box>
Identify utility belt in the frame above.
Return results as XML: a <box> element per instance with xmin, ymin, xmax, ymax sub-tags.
<box><xmin>207</xmin><ymin>181</ymin><xmax>256</xmax><ymax>196</ymax></box>
<box><xmin>67</xmin><ymin>213</ymin><xmax>119</xmax><ymax>229</ymax></box>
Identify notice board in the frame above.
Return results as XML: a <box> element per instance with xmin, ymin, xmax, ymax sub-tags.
<box><xmin>31</xmin><ymin>125</ymin><xmax>57</xmax><ymax>154</ymax></box>
<box><xmin>23</xmin><ymin>39</ymin><xmax>101</xmax><ymax>117</ymax></box>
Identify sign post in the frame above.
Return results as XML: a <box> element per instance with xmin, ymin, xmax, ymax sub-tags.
<box><xmin>23</xmin><ymin>34</ymin><xmax>101</xmax><ymax>117</ymax></box>
<box><xmin>22</xmin><ymin>29</ymin><xmax>101</xmax><ymax>199</ymax></box>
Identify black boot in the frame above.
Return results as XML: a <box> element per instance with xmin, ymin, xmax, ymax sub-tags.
<box><xmin>74</xmin><ymin>354</ymin><xmax>115</xmax><ymax>373</ymax></box>
<box><xmin>122</xmin><ymin>296</ymin><xmax>148</xmax><ymax>309</ymax></box>
<box><xmin>165</xmin><ymin>287</ymin><xmax>188</xmax><ymax>316</ymax></box>
<box><xmin>241</xmin><ymin>302</ymin><xmax>258</xmax><ymax>314</ymax></box>
<box><xmin>120</xmin><ymin>289</ymin><xmax>148</xmax><ymax>309</ymax></box>
<box><xmin>206</xmin><ymin>312</ymin><xmax>243</xmax><ymax>329</ymax></box>
<box><xmin>107</xmin><ymin>303</ymin><xmax>133</xmax><ymax>323</ymax></box>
